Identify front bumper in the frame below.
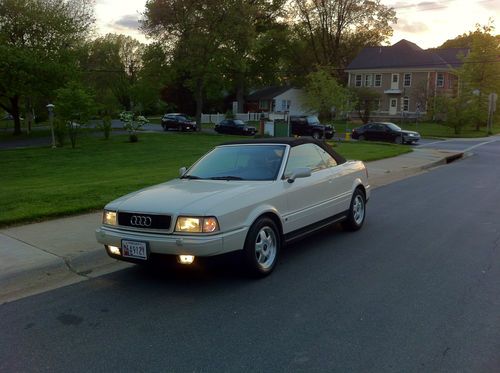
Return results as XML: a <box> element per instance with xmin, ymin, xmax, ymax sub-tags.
<box><xmin>95</xmin><ymin>225</ymin><xmax>247</xmax><ymax>259</ymax></box>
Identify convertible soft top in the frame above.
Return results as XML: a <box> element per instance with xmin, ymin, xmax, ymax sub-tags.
<box><xmin>221</xmin><ymin>137</ymin><xmax>347</xmax><ymax>165</ymax></box>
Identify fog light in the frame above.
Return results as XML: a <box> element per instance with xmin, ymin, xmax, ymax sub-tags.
<box><xmin>178</xmin><ymin>255</ymin><xmax>195</xmax><ymax>265</ymax></box>
<box><xmin>108</xmin><ymin>245</ymin><xmax>120</xmax><ymax>255</ymax></box>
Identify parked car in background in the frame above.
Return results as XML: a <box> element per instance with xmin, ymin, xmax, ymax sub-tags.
<box><xmin>290</xmin><ymin>115</ymin><xmax>335</xmax><ymax>139</ymax></box>
<box><xmin>161</xmin><ymin>113</ymin><xmax>197</xmax><ymax>132</ymax></box>
<box><xmin>351</xmin><ymin>122</ymin><xmax>420</xmax><ymax>144</ymax></box>
<box><xmin>214</xmin><ymin>119</ymin><xmax>256</xmax><ymax>136</ymax></box>
<box><xmin>96</xmin><ymin>138</ymin><xmax>370</xmax><ymax>277</ymax></box>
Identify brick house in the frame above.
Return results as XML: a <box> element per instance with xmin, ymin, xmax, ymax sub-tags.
<box><xmin>345</xmin><ymin>39</ymin><xmax>469</xmax><ymax>120</ymax></box>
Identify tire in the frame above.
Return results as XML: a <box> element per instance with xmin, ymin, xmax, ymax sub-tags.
<box><xmin>178</xmin><ymin>124</ymin><xmax>183</xmax><ymax>132</ymax></box>
<box><xmin>358</xmin><ymin>135</ymin><xmax>365</xmax><ymax>141</ymax></box>
<box><xmin>243</xmin><ymin>217</ymin><xmax>280</xmax><ymax>277</ymax></box>
<box><xmin>395</xmin><ymin>135</ymin><xmax>402</xmax><ymax>144</ymax></box>
<box><xmin>162</xmin><ymin>123</ymin><xmax>167</xmax><ymax>131</ymax></box>
<box><xmin>342</xmin><ymin>188</ymin><xmax>366</xmax><ymax>231</ymax></box>
<box><xmin>312</xmin><ymin>131</ymin><xmax>321</xmax><ymax>140</ymax></box>
<box><xmin>326</xmin><ymin>133</ymin><xmax>334</xmax><ymax>140</ymax></box>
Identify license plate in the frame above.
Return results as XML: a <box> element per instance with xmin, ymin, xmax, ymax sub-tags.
<box><xmin>122</xmin><ymin>240</ymin><xmax>148</xmax><ymax>260</ymax></box>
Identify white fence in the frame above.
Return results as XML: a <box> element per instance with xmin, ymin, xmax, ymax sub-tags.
<box><xmin>201</xmin><ymin>112</ymin><xmax>289</xmax><ymax>124</ymax></box>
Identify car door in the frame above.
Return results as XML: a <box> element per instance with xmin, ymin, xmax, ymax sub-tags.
<box><xmin>362</xmin><ymin>124</ymin><xmax>376</xmax><ymax>140</ymax></box>
<box><xmin>218</xmin><ymin>120</ymin><xmax>228</xmax><ymax>134</ymax></box>
<box><xmin>281</xmin><ymin>143</ymin><xmax>335</xmax><ymax>233</ymax></box>
<box><xmin>370</xmin><ymin>123</ymin><xmax>385</xmax><ymax>141</ymax></box>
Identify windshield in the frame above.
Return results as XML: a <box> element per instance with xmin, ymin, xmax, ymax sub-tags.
<box><xmin>306</xmin><ymin>116</ymin><xmax>320</xmax><ymax>125</ymax></box>
<box><xmin>386</xmin><ymin>122</ymin><xmax>402</xmax><ymax>131</ymax></box>
<box><xmin>183</xmin><ymin>145</ymin><xmax>286</xmax><ymax>181</ymax></box>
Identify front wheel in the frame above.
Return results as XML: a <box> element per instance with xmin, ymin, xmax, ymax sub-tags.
<box><xmin>395</xmin><ymin>135</ymin><xmax>402</xmax><ymax>144</ymax></box>
<box><xmin>358</xmin><ymin>135</ymin><xmax>365</xmax><ymax>141</ymax></box>
<box><xmin>312</xmin><ymin>131</ymin><xmax>321</xmax><ymax>140</ymax></box>
<box><xmin>342</xmin><ymin>188</ymin><xmax>366</xmax><ymax>231</ymax></box>
<box><xmin>243</xmin><ymin>217</ymin><xmax>280</xmax><ymax>277</ymax></box>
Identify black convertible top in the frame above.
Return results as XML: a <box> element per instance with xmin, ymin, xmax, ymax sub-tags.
<box><xmin>221</xmin><ymin>137</ymin><xmax>346</xmax><ymax>165</ymax></box>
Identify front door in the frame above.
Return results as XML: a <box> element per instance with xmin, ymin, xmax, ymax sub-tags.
<box><xmin>389</xmin><ymin>98</ymin><xmax>398</xmax><ymax>115</ymax></box>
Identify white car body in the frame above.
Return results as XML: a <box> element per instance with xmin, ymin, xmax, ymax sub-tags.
<box><xmin>96</xmin><ymin>138</ymin><xmax>370</xmax><ymax>274</ymax></box>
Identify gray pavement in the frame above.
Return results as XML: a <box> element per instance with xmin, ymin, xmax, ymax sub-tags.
<box><xmin>0</xmin><ymin>142</ymin><xmax>471</xmax><ymax>304</ymax></box>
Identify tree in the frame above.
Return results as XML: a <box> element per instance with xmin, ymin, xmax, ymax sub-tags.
<box><xmin>351</xmin><ymin>87</ymin><xmax>380</xmax><ymax>123</ymax></box>
<box><xmin>142</xmin><ymin>0</ymin><xmax>231</xmax><ymax>129</ymax></box>
<box><xmin>302</xmin><ymin>67</ymin><xmax>352</xmax><ymax>120</ymax></box>
<box><xmin>458</xmin><ymin>24</ymin><xmax>500</xmax><ymax>130</ymax></box>
<box><xmin>0</xmin><ymin>0</ymin><xmax>94</xmax><ymax>135</ymax></box>
<box><xmin>81</xmin><ymin>34</ymin><xmax>145</xmax><ymax>113</ymax></box>
<box><xmin>434</xmin><ymin>87</ymin><xmax>474</xmax><ymax>134</ymax></box>
<box><xmin>291</xmin><ymin>0</ymin><xmax>396</xmax><ymax>75</ymax></box>
<box><xmin>55</xmin><ymin>81</ymin><xmax>95</xmax><ymax>148</ymax></box>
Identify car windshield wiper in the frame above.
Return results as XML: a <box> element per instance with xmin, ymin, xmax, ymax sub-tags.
<box><xmin>209</xmin><ymin>176</ymin><xmax>243</xmax><ymax>180</ymax></box>
<box><xmin>181</xmin><ymin>175</ymin><xmax>202</xmax><ymax>180</ymax></box>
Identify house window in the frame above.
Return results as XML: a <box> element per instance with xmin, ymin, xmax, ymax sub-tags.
<box><xmin>259</xmin><ymin>100</ymin><xmax>269</xmax><ymax>110</ymax></box>
<box><xmin>392</xmin><ymin>74</ymin><xmax>398</xmax><ymax>83</ymax></box>
<box><xmin>403</xmin><ymin>97</ymin><xmax>409</xmax><ymax>111</ymax></box>
<box><xmin>355</xmin><ymin>75</ymin><xmax>362</xmax><ymax>87</ymax></box>
<box><xmin>436</xmin><ymin>73</ymin><xmax>444</xmax><ymax>88</ymax></box>
<box><xmin>280</xmin><ymin>100</ymin><xmax>291</xmax><ymax>112</ymax></box>
<box><xmin>404</xmin><ymin>73</ymin><xmax>411</xmax><ymax>87</ymax></box>
<box><xmin>374</xmin><ymin>74</ymin><xmax>382</xmax><ymax>87</ymax></box>
<box><xmin>364</xmin><ymin>74</ymin><xmax>372</xmax><ymax>87</ymax></box>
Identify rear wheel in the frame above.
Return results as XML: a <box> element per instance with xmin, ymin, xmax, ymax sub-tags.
<box><xmin>342</xmin><ymin>188</ymin><xmax>366</xmax><ymax>231</ymax></box>
<box><xmin>395</xmin><ymin>135</ymin><xmax>402</xmax><ymax>144</ymax></box>
<box><xmin>243</xmin><ymin>217</ymin><xmax>280</xmax><ymax>277</ymax></box>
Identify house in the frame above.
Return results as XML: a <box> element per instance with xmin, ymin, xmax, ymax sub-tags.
<box><xmin>345</xmin><ymin>39</ymin><xmax>469</xmax><ymax>120</ymax></box>
<box><xmin>245</xmin><ymin>86</ymin><xmax>310</xmax><ymax>116</ymax></box>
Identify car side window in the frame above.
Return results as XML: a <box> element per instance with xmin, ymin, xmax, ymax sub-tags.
<box><xmin>318</xmin><ymin>148</ymin><xmax>338</xmax><ymax>168</ymax></box>
<box><xmin>284</xmin><ymin>144</ymin><xmax>327</xmax><ymax>177</ymax></box>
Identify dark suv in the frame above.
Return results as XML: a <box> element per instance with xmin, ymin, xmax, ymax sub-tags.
<box><xmin>161</xmin><ymin>113</ymin><xmax>197</xmax><ymax>132</ymax></box>
<box><xmin>290</xmin><ymin>115</ymin><xmax>335</xmax><ymax>139</ymax></box>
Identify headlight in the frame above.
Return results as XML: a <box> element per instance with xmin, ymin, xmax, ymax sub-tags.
<box><xmin>103</xmin><ymin>210</ymin><xmax>117</xmax><ymax>225</ymax></box>
<box><xmin>175</xmin><ymin>216</ymin><xmax>219</xmax><ymax>233</ymax></box>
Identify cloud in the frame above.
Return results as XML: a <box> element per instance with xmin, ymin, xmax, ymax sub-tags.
<box><xmin>393</xmin><ymin>19</ymin><xmax>430</xmax><ymax>33</ymax></box>
<box><xmin>478</xmin><ymin>0</ymin><xmax>500</xmax><ymax>12</ymax></box>
<box><xmin>112</xmin><ymin>14</ymin><xmax>139</xmax><ymax>31</ymax></box>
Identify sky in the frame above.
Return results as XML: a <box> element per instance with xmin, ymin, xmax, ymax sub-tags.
<box><xmin>95</xmin><ymin>0</ymin><xmax>500</xmax><ymax>49</ymax></box>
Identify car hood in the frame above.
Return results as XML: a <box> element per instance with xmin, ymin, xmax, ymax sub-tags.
<box><xmin>105</xmin><ymin>179</ymin><xmax>269</xmax><ymax>215</ymax></box>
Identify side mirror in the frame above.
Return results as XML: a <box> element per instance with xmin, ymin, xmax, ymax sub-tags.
<box><xmin>179</xmin><ymin>167</ymin><xmax>187</xmax><ymax>177</ymax></box>
<box><xmin>287</xmin><ymin>167</ymin><xmax>311</xmax><ymax>183</ymax></box>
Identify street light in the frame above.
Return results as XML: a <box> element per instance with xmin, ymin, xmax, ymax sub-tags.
<box><xmin>46</xmin><ymin>103</ymin><xmax>56</xmax><ymax>148</ymax></box>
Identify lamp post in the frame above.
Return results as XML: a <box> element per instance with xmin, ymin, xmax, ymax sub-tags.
<box><xmin>46</xmin><ymin>104</ymin><xmax>56</xmax><ymax>148</ymax></box>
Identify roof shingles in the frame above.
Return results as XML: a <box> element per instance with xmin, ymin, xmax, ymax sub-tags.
<box><xmin>347</xmin><ymin>39</ymin><xmax>469</xmax><ymax>70</ymax></box>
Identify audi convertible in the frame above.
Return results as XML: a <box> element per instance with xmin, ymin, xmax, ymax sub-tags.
<box><xmin>96</xmin><ymin>138</ymin><xmax>370</xmax><ymax>276</ymax></box>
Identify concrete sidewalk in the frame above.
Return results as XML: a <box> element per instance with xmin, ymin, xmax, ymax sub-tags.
<box><xmin>0</xmin><ymin>146</ymin><xmax>465</xmax><ymax>304</ymax></box>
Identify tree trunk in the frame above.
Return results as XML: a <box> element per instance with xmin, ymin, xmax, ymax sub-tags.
<box><xmin>236</xmin><ymin>80</ymin><xmax>245</xmax><ymax>113</ymax></box>
<box><xmin>194</xmin><ymin>79</ymin><xmax>203</xmax><ymax>131</ymax></box>
<box><xmin>25</xmin><ymin>97</ymin><xmax>33</xmax><ymax>135</ymax></box>
<box><xmin>10</xmin><ymin>96</ymin><xmax>22</xmax><ymax>136</ymax></box>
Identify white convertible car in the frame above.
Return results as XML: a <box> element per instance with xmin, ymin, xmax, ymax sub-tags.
<box><xmin>96</xmin><ymin>138</ymin><xmax>370</xmax><ymax>276</ymax></box>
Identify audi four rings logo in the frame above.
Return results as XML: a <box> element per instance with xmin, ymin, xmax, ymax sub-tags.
<box><xmin>130</xmin><ymin>215</ymin><xmax>152</xmax><ymax>227</ymax></box>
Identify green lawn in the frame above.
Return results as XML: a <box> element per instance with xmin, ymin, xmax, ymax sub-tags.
<box><xmin>0</xmin><ymin>132</ymin><xmax>410</xmax><ymax>227</ymax></box>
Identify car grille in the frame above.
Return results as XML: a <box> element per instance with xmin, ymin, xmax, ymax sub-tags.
<box><xmin>118</xmin><ymin>212</ymin><xmax>171</xmax><ymax>230</ymax></box>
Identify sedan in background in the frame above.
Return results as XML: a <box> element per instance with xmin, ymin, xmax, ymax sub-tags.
<box><xmin>96</xmin><ymin>138</ymin><xmax>370</xmax><ymax>277</ymax></box>
<box><xmin>214</xmin><ymin>119</ymin><xmax>256</xmax><ymax>136</ymax></box>
<box><xmin>161</xmin><ymin>113</ymin><xmax>197</xmax><ymax>132</ymax></box>
<box><xmin>351</xmin><ymin>122</ymin><xmax>420</xmax><ymax>144</ymax></box>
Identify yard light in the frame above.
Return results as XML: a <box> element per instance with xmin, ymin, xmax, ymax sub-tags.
<box><xmin>46</xmin><ymin>103</ymin><xmax>56</xmax><ymax>149</ymax></box>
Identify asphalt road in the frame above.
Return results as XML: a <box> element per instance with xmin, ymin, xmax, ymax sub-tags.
<box><xmin>1</xmin><ymin>140</ymin><xmax>499</xmax><ymax>372</ymax></box>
